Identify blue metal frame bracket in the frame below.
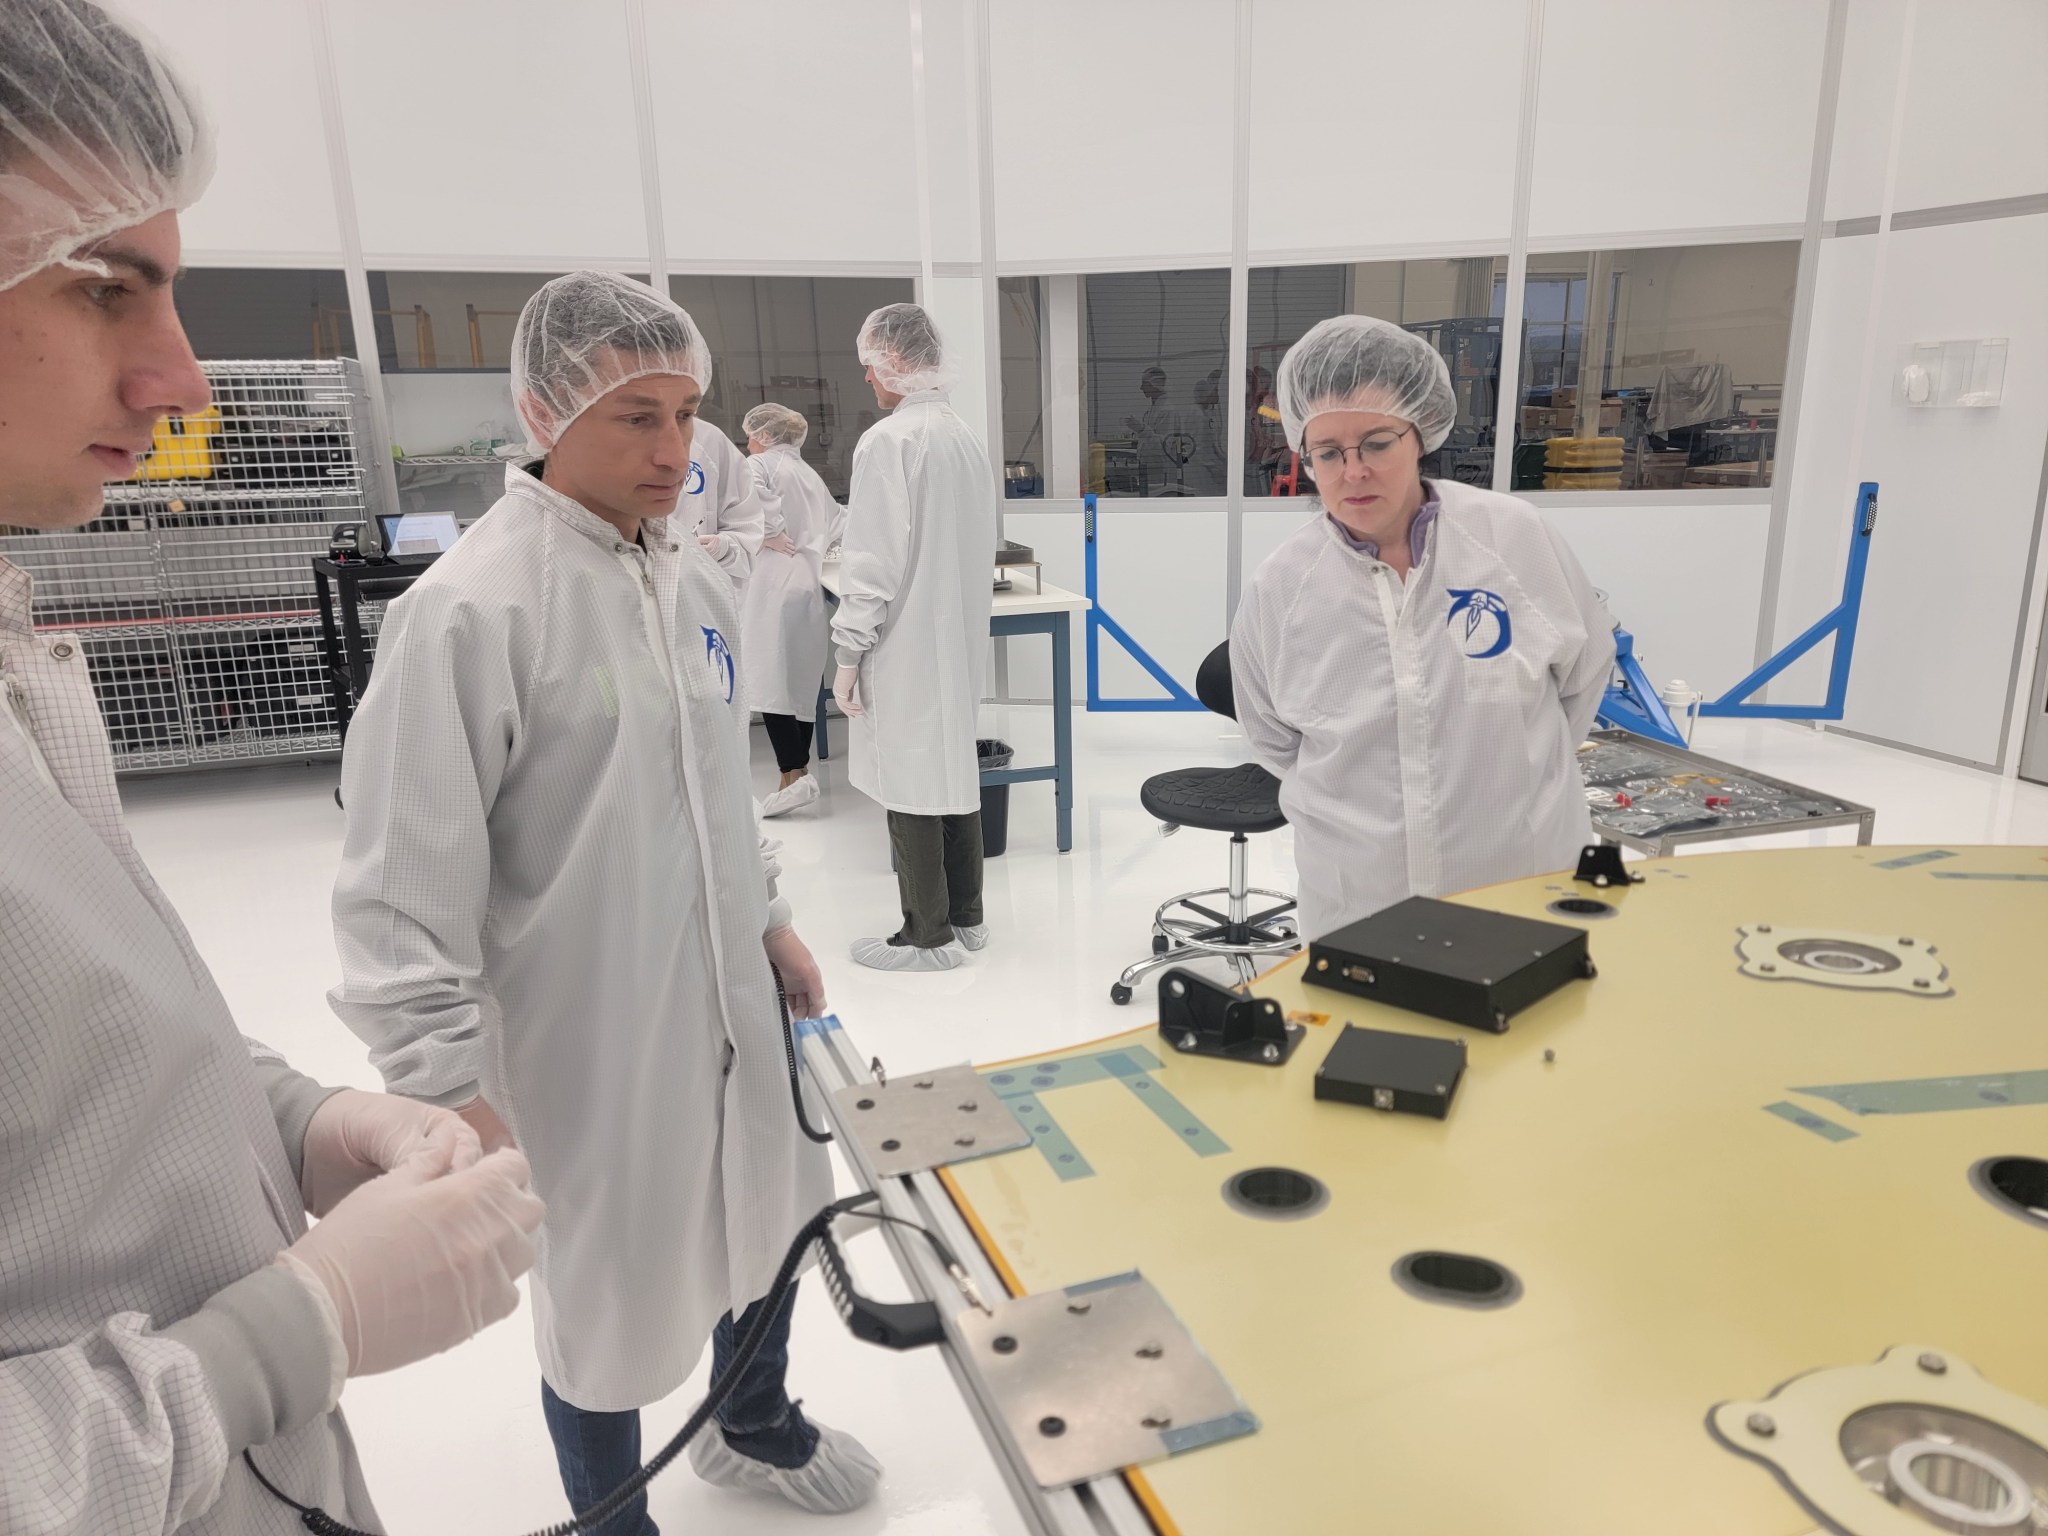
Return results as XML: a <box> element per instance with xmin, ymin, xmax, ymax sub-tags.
<box><xmin>1083</xmin><ymin>493</ymin><xmax>1203</xmax><ymax>712</ymax></box>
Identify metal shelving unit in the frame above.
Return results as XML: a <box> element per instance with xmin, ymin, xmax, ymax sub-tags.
<box><xmin>0</xmin><ymin>358</ymin><xmax>379</xmax><ymax>773</ymax></box>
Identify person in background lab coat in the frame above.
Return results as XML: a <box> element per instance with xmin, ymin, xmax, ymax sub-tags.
<box><xmin>1231</xmin><ymin>315</ymin><xmax>1615</xmax><ymax>943</ymax></box>
<box><xmin>330</xmin><ymin>271</ymin><xmax>880</xmax><ymax>1534</ymax></box>
<box><xmin>831</xmin><ymin>303</ymin><xmax>999</xmax><ymax>972</ymax></box>
<box><xmin>0</xmin><ymin>6</ymin><xmax>543</xmax><ymax>1533</ymax></box>
<box><xmin>682</xmin><ymin>410</ymin><xmax>764</xmax><ymax>585</ymax></box>
<box><xmin>743</xmin><ymin>401</ymin><xmax>844</xmax><ymax>818</ymax></box>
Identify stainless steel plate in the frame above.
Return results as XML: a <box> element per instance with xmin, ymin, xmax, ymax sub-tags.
<box><xmin>954</xmin><ymin>1271</ymin><xmax>1258</xmax><ymax>1488</ymax></box>
<box><xmin>830</xmin><ymin>1062</ymin><xmax>1031</xmax><ymax>1178</ymax></box>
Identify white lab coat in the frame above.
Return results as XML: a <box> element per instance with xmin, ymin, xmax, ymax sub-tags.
<box><xmin>331</xmin><ymin>463</ymin><xmax>830</xmax><ymax>1413</ymax></box>
<box><xmin>1231</xmin><ymin>480</ymin><xmax>1615</xmax><ymax>942</ymax></box>
<box><xmin>741</xmin><ymin>444</ymin><xmax>845</xmax><ymax>718</ymax></box>
<box><xmin>0</xmin><ymin>561</ymin><xmax>374</xmax><ymax>1534</ymax></box>
<box><xmin>685</xmin><ymin>422</ymin><xmax>765</xmax><ymax>585</ymax></box>
<box><xmin>830</xmin><ymin>388</ymin><xmax>999</xmax><ymax>815</ymax></box>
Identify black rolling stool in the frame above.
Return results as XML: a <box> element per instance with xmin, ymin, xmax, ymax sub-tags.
<box><xmin>1110</xmin><ymin>639</ymin><xmax>1299</xmax><ymax>1005</ymax></box>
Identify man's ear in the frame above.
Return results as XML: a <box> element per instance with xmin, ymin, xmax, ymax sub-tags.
<box><xmin>514</xmin><ymin>391</ymin><xmax>556</xmax><ymax>449</ymax></box>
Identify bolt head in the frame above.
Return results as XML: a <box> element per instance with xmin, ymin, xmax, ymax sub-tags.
<box><xmin>1178</xmin><ymin>1032</ymin><xmax>1198</xmax><ymax>1051</ymax></box>
<box><xmin>1760</xmin><ymin>962</ymin><xmax>1777</xmax><ymax>973</ymax></box>
<box><xmin>960</xmin><ymin>1100</ymin><xmax>979</xmax><ymax>1112</ymax></box>
<box><xmin>1315</xmin><ymin>957</ymin><xmax>1330</xmax><ymax>971</ymax></box>
<box><xmin>1261</xmin><ymin>1043</ymin><xmax>1280</xmax><ymax>1062</ymax></box>
<box><xmin>1917</xmin><ymin>1352</ymin><xmax>1948</xmax><ymax>1375</ymax></box>
<box><xmin>1066</xmin><ymin>1300</ymin><xmax>1092</xmax><ymax>1316</ymax></box>
<box><xmin>1746</xmin><ymin>1412</ymin><xmax>1776</xmax><ymax>1437</ymax></box>
<box><xmin>955</xmin><ymin>1135</ymin><xmax>977</xmax><ymax>1147</ymax></box>
<box><xmin>1758</xmin><ymin>924</ymin><xmax>1773</xmax><ymax>934</ymax></box>
<box><xmin>1141</xmin><ymin>1412</ymin><xmax>1174</xmax><ymax>1429</ymax></box>
<box><xmin>1136</xmin><ymin>1343</ymin><xmax>1164</xmax><ymax>1359</ymax></box>
<box><xmin>1913</xmin><ymin>978</ymin><xmax>1931</xmax><ymax>989</ymax></box>
<box><xmin>1039</xmin><ymin>1416</ymin><xmax>1066</xmax><ymax>1437</ymax></box>
<box><xmin>1543</xmin><ymin>1048</ymin><xmax>1556</xmax><ymax>1063</ymax></box>
<box><xmin>1900</xmin><ymin>937</ymin><xmax>1915</xmax><ymax>946</ymax></box>
<box><xmin>914</xmin><ymin>1078</ymin><xmax>935</xmax><ymax>1090</ymax></box>
<box><xmin>993</xmin><ymin>1335</ymin><xmax>1018</xmax><ymax>1354</ymax></box>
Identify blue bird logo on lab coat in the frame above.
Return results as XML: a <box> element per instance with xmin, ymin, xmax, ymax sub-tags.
<box><xmin>685</xmin><ymin>461</ymin><xmax>705</xmax><ymax>495</ymax></box>
<box><xmin>1446</xmin><ymin>588</ymin><xmax>1512</xmax><ymax>659</ymax></box>
<box><xmin>701</xmin><ymin>626</ymin><xmax>735</xmax><ymax>703</ymax></box>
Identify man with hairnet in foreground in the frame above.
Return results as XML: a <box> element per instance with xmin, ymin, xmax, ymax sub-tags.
<box><xmin>831</xmin><ymin>303</ymin><xmax>1000</xmax><ymax>971</ymax></box>
<box><xmin>330</xmin><ymin>271</ymin><xmax>881</xmax><ymax>1533</ymax></box>
<box><xmin>0</xmin><ymin>4</ymin><xmax>544</xmax><ymax>1532</ymax></box>
<box><xmin>1231</xmin><ymin>315</ymin><xmax>1615</xmax><ymax>943</ymax></box>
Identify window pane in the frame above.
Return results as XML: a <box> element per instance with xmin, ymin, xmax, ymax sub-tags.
<box><xmin>368</xmin><ymin>270</ymin><xmax>591</xmax><ymax>373</ymax></box>
<box><xmin>1508</xmin><ymin>243</ymin><xmax>1797</xmax><ymax>492</ymax></box>
<box><xmin>1245</xmin><ymin>258</ymin><xmax>1505</xmax><ymax>496</ymax></box>
<box><xmin>1000</xmin><ymin>277</ymin><xmax>1046</xmax><ymax>499</ymax></box>
<box><xmin>1084</xmin><ymin>269</ymin><xmax>1229</xmax><ymax>498</ymax></box>
<box><xmin>670</xmin><ymin>275</ymin><xmax>914</xmax><ymax>500</ymax></box>
<box><xmin>175</xmin><ymin>268</ymin><xmax>353</xmax><ymax>360</ymax></box>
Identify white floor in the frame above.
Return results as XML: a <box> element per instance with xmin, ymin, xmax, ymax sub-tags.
<box><xmin>117</xmin><ymin>710</ymin><xmax>2048</xmax><ymax>1535</ymax></box>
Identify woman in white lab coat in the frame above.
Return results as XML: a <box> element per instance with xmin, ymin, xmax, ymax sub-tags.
<box><xmin>742</xmin><ymin>402</ymin><xmax>845</xmax><ymax>817</ymax></box>
<box><xmin>830</xmin><ymin>304</ymin><xmax>1001</xmax><ymax>971</ymax></box>
<box><xmin>1231</xmin><ymin>315</ymin><xmax>1616</xmax><ymax>942</ymax></box>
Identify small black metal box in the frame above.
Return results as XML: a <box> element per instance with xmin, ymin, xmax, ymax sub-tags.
<box><xmin>1313</xmin><ymin>1025</ymin><xmax>1467</xmax><ymax>1118</ymax></box>
<box><xmin>1305</xmin><ymin>896</ymin><xmax>1593</xmax><ymax>1032</ymax></box>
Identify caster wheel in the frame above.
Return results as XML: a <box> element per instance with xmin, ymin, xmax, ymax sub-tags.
<box><xmin>1110</xmin><ymin>983</ymin><xmax>1133</xmax><ymax>1006</ymax></box>
<box><xmin>1152</xmin><ymin>934</ymin><xmax>1170</xmax><ymax>955</ymax></box>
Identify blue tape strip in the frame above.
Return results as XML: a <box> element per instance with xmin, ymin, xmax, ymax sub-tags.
<box><xmin>1161</xmin><ymin>1411</ymin><xmax>1261</xmax><ymax>1456</ymax></box>
<box><xmin>1118</xmin><ymin>1072</ymin><xmax>1232</xmax><ymax>1158</ymax></box>
<box><xmin>984</xmin><ymin>1046</ymin><xmax>1165</xmax><ymax>1098</ymax></box>
<box><xmin>1791</xmin><ymin>1069</ymin><xmax>2048</xmax><ymax>1115</ymax></box>
<box><xmin>1062</xmin><ymin>1271</ymin><xmax>1141</xmax><ymax>1299</ymax></box>
<box><xmin>1873</xmin><ymin>849</ymin><xmax>1958</xmax><ymax>869</ymax></box>
<box><xmin>1764</xmin><ymin>1100</ymin><xmax>1858</xmax><ymax>1141</ymax></box>
<box><xmin>794</xmin><ymin>1013</ymin><xmax>842</xmax><ymax>1041</ymax></box>
<box><xmin>1930</xmin><ymin>872</ymin><xmax>2048</xmax><ymax>882</ymax></box>
<box><xmin>1001</xmin><ymin>1094</ymin><xmax>1096</xmax><ymax>1181</ymax></box>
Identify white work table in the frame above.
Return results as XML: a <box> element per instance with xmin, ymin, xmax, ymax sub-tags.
<box><xmin>818</xmin><ymin>559</ymin><xmax>1091</xmax><ymax>851</ymax></box>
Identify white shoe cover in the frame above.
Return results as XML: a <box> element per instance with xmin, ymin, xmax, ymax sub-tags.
<box><xmin>850</xmin><ymin>936</ymin><xmax>967</xmax><ymax>971</ymax></box>
<box><xmin>952</xmin><ymin>924</ymin><xmax>989</xmax><ymax>951</ymax></box>
<box><xmin>761</xmin><ymin>774</ymin><xmax>821</xmax><ymax>818</ymax></box>
<box><xmin>688</xmin><ymin>1416</ymin><xmax>883</xmax><ymax>1515</ymax></box>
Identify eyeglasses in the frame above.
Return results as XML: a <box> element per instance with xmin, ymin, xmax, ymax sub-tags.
<box><xmin>1305</xmin><ymin>426</ymin><xmax>1412</xmax><ymax>472</ymax></box>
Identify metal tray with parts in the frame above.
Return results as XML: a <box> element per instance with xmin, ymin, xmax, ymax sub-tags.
<box><xmin>1580</xmin><ymin>728</ymin><xmax>1875</xmax><ymax>855</ymax></box>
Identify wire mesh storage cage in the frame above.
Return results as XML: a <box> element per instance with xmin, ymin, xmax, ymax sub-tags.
<box><xmin>0</xmin><ymin>358</ymin><xmax>377</xmax><ymax>772</ymax></box>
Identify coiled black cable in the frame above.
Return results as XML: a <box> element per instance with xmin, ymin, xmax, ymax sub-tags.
<box><xmin>248</xmin><ymin>1198</ymin><xmax>850</xmax><ymax>1536</ymax></box>
<box><xmin>771</xmin><ymin>961</ymin><xmax>834</xmax><ymax>1145</ymax></box>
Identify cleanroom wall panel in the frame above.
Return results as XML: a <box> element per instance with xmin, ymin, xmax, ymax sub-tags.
<box><xmin>1529</xmin><ymin>0</ymin><xmax>1829</xmax><ymax>242</ymax></box>
<box><xmin>123</xmin><ymin>0</ymin><xmax>343</xmax><ymax>262</ymax></box>
<box><xmin>989</xmin><ymin>0</ymin><xmax>1236</xmax><ymax>267</ymax></box>
<box><xmin>646</xmin><ymin>0</ymin><xmax>920</xmax><ymax>268</ymax></box>
<box><xmin>328</xmin><ymin>1</ymin><xmax>646</xmax><ymax>266</ymax></box>
<box><xmin>1890</xmin><ymin>0</ymin><xmax>2048</xmax><ymax>214</ymax></box>
<box><xmin>1247</xmin><ymin>0</ymin><xmax>1524</xmax><ymax>257</ymax></box>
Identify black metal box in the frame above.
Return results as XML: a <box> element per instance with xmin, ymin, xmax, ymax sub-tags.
<box><xmin>1313</xmin><ymin>1025</ymin><xmax>1467</xmax><ymax>1118</ymax></box>
<box><xmin>1305</xmin><ymin>896</ymin><xmax>1593</xmax><ymax>1032</ymax></box>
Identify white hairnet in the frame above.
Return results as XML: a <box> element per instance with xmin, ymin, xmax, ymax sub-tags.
<box><xmin>743</xmin><ymin>401</ymin><xmax>809</xmax><ymax>449</ymax></box>
<box><xmin>0</xmin><ymin>0</ymin><xmax>214</xmax><ymax>294</ymax></box>
<box><xmin>1277</xmin><ymin>315</ymin><xmax>1457</xmax><ymax>454</ymax></box>
<box><xmin>858</xmin><ymin>303</ymin><xmax>954</xmax><ymax>396</ymax></box>
<box><xmin>510</xmin><ymin>271</ymin><xmax>713</xmax><ymax>452</ymax></box>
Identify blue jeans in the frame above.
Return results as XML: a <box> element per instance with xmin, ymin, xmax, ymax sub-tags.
<box><xmin>540</xmin><ymin>1282</ymin><xmax>817</xmax><ymax>1536</ymax></box>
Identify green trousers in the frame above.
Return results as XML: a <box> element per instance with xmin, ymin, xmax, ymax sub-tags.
<box><xmin>887</xmin><ymin>809</ymin><xmax>985</xmax><ymax>948</ymax></box>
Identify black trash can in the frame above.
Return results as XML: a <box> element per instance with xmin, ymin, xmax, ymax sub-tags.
<box><xmin>977</xmin><ymin>738</ymin><xmax>1014</xmax><ymax>857</ymax></box>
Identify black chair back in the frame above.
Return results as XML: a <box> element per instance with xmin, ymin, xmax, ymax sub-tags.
<box><xmin>1195</xmin><ymin>639</ymin><xmax>1236</xmax><ymax>721</ymax></box>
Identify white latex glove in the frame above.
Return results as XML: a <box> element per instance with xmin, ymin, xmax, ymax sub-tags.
<box><xmin>833</xmin><ymin>664</ymin><xmax>863</xmax><ymax>717</ymax></box>
<box><xmin>763</xmin><ymin>532</ymin><xmax>798</xmax><ymax>556</ymax></box>
<box><xmin>281</xmin><ymin>1139</ymin><xmax>544</xmax><ymax>1378</ymax></box>
<box><xmin>301</xmin><ymin>1088</ymin><xmax>483</xmax><ymax>1218</ymax></box>
<box><xmin>698</xmin><ymin>533</ymin><xmax>722</xmax><ymax>555</ymax></box>
<box><xmin>765</xmin><ymin>925</ymin><xmax>827</xmax><ymax>1019</ymax></box>
<box><xmin>454</xmin><ymin>1096</ymin><xmax>516</xmax><ymax>1154</ymax></box>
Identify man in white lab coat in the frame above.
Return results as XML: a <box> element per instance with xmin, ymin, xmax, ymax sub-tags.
<box><xmin>330</xmin><ymin>271</ymin><xmax>879</xmax><ymax>1533</ymax></box>
<box><xmin>1231</xmin><ymin>315</ymin><xmax>1614</xmax><ymax>942</ymax></box>
<box><xmin>832</xmin><ymin>304</ymin><xmax>1000</xmax><ymax>971</ymax></box>
<box><xmin>0</xmin><ymin>6</ymin><xmax>544</xmax><ymax>1532</ymax></box>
